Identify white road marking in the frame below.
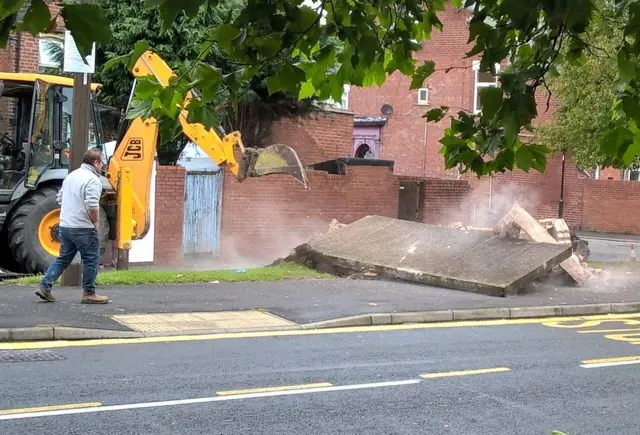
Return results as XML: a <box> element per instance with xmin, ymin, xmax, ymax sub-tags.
<box><xmin>0</xmin><ymin>379</ymin><xmax>421</xmax><ymax>421</ymax></box>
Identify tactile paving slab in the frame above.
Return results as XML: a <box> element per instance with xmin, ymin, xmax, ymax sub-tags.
<box><xmin>110</xmin><ymin>310</ymin><xmax>296</xmax><ymax>333</ymax></box>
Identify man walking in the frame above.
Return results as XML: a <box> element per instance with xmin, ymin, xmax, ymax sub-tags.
<box><xmin>35</xmin><ymin>148</ymin><xmax>109</xmax><ymax>304</ymax></box>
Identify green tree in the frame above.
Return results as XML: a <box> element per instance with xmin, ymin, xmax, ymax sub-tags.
<box><xmin>535</xmin><ymin>1</ymin><xmax>632</xmax><ymax>170</ymax></box>
<box><xmin>95</xmin><ymin>0</ymin><xmax>323</xmax><ymax>164</ymax></box>
<box><xmin>4</xmin><ymin>0</ymin><xmax>640</xmax><ymax>177</ymax></box>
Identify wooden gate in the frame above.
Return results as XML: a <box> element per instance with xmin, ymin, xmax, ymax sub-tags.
<box><xmin>397</xmin><ymin>180</ymin><xmax>425</xmax><ymax>222</ymax></box>
<box><xmin>182</xmin><ymin>170</ymin><xmax>223</xmax><ymax>255</ymax></box>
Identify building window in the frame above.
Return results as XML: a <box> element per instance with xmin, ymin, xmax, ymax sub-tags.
<box><xmin>624</xmin><ymin>167</ymin><xmax>640</xmax><ymax>181</ymax></box>
<box><xmin>473</xmin><ymin>60</ymin><xmax>500</xmax><ymax>114</ymax></box>
<box><xmin>38</xmin><ymin>35</ymin><xmax>64</xmax><ymax>72</ymax></box>
<box><xmin>417</xmin><ymin>88</ymin><xmax>429</xmax><ymax>105</ymax></box>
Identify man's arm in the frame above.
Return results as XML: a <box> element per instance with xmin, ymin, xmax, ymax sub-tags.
<box><xmin>83</xmin><ymin>179</ymin><xmax>102</xmax><ymax>229</ymax></box>
<box><xmin>56</xmin><ymin>187</ymin><xmax>63</xmax><ymax>205</ymax></box>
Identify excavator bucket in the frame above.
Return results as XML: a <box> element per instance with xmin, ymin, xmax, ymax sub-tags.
<box><xmin>248</xmin><ymin>144</ymin><xmax>309</xmax><ymax>187</ymax></box>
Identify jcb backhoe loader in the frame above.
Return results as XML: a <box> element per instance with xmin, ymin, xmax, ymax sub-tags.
<box><xmin>0</xmin><ymin>50</ymin><xmax>308</xmax><ymax>275</ymax></box>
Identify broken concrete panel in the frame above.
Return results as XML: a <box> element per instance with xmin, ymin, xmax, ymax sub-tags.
<box><xmin>296</xmin><ymin>215</ymin><xmax>572</xmax><ymax>297</ymax></box>
<box><xmin>494</xmin><ymin>205</ymin><xmax>591</xmax><ymax>285</ymax></box>
<box><xmin>540</xmin><ymin>218</ymin><xmax>572</xmax><ymax>245</ymax></box>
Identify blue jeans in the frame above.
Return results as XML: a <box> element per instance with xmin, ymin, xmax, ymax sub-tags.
<box><xmin>40</xmin><ymin>227</ymin><xmax>100</xmax><ymax>294</ymax></box>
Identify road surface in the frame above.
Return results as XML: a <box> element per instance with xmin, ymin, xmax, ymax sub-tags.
<box><xmin>1</xmin><ymin>314</ymin><xmax>640</xmax><ymax>434</ymax></box>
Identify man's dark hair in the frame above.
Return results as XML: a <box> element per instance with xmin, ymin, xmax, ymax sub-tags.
<box><xmin>82</xmin><ymin>148</ymin><xmax>103</xmax><ymax>165</ymax></box>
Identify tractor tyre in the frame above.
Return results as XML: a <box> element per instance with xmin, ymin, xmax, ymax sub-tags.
<box><xmin>7</xmin><ymin>186</ymin><xmax>109</xmax><ymax>275</ymax></box>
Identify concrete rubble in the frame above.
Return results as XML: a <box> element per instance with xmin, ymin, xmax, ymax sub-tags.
<box><xmin>288</xmin><ymin>204</ymin><xmax>597</xmax><ymax>297</ymax></box>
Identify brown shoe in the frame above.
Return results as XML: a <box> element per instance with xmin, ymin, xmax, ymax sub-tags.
<box><xmin>81</xmin><ymin>292</ymin><xmax>109</xmax><ymax>304</ymax></box>
<box><xmin>35</xmin><ymin>287</ymin><xmax>55</xmax><ymax>302</ymax></box>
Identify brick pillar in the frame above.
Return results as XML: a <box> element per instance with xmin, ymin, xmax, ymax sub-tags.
<box><xmin>154</xmin><ymin>165</ymin><xmax>186</xmax><ymax>265</ymax></box>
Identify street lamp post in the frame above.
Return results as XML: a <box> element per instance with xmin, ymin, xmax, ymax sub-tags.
<box><xmin>558</xmin><ymin>152</ymin><xmax>566</xmax><ymax>219</ymax></box>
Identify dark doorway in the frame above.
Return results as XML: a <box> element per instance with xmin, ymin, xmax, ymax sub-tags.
<box><xmin>355</xmin><ymin>144</ymin><xmax>374</xmax><ymax>159</ymax></box>
<box><xmin>398</xmin><ymin>180</ymin><xmax>424</xmax><ymax>222</ymax></box>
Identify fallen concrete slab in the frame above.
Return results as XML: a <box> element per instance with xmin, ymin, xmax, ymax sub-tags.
<box><xmin>293</xmin><ymin>215</ymin><xmax>572</xmax><ymax>297</ymax></box>
<box><xmin>494</xmin><ymin>205</ymin><xmax>592</xmax><ymax>285</ymax></box>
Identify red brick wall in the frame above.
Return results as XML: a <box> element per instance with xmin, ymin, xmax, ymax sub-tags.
<box><xmin>269</xmin><ymin>110</ymin><xmax>354</xmax><ymax>166</ymax></box>
<box><xmin>599</xmin><ymin>167</ymin><xmax>623</xmax><ymax>180</ymax></box>
<box><xmin>581</xmin><ymin>180</ymin><xmax>640</xmax><ymax>233</ymax></box>
<box><xmin>219</xmin><ymin>165</ymin><xmax>399</xmax><ymax>264</ymax></box>
<box><xmin>419</xmin><ymin>178</ymin><xmax>473</xmax><ymax>225</ymax></box>
<box><xmin>0</xmin><ymin>36</ymin><xmax>16</xmax><ymax>72</ymax></box>
<box><xmin>153</xmin><ymin>165</ymin><xmax>186</xmax><ymax>265</ymax></box>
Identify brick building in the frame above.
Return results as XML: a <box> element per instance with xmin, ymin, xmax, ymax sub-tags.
<box><xmin>0</xmin><ymin>2</ymin><xmax>65</xmax><ymax>75</ymax></box>
<box><xmin>336</xmin><ymin>3</ymin><xmax>640</xmax><ymax>232</ymax></box>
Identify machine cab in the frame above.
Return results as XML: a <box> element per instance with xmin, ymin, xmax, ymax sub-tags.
<box><xmin>0</xmin><ymin>74</ymin><xmax>105</xmax><ymax>196</ymax></box>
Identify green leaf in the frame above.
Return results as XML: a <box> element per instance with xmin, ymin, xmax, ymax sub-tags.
<box><xmin>515</xmin><ymin>145</ymin><xmax>534</xmax><ymax>172</ymax></box>
<box><xmin>189</xmin><ymin>63</ymin><xmax>222</xmax><ymax>101</ymax></box>
<box><xmin>600</xmin><ymin>127</ymin><xmax>633</xmax><ymax>157</ymax></box>
<box><xmin>502</xmin><ymin>107</ymin><xmax>520</xmax><ymax>146</ymax></box>
<box><xmin>210</xmin><ymin>24</ymin><xmax>241</xmax><ymax>51</ymax></box>
<box><xmin>61</xmin><ymin>4</ymin><xmax>112</xmax><ymax>58</ymax></box>
<box><xmin>103</xmin><ymin>40</ymin><xmax>150</xmax><ymax>71</ymax></box>
<box><xmin>410</xmin><ymin>60</ymin><xmax>435</xmax><ymax>89</ymax></box>
<box><xmin>128</xmin><ymin>40</ymin><xmax>150</xmax><ymax>70</ymax></box>
<box><xmin>0</xmin><ymin>14</ymin><xmax>17</xmax><ymax>48</ymax></box>
<box><xmin>618</xmin><ymin>50</ymin><xmax>636</xmax><ymax>83</ymax></box>
<box><xmin>146</xmin><ymin>0</ymin><xmax>204</xmax><ymax>31</ymax></box>
<box><xmin>424</xmin><ymin>108</ymin><xmax>447</xmax><ymax>122</ymax></box>
<box><xmin>439</xmin><ymin>135</ymin><xmax>467</xmax><ymax>150</ymax></box>
<box><xmin>479</xmin><ymin>87</ymin><xmax>503</xmax><ymax>121</ymax></box>
<box><xmin>185</xmin><ymin>100</ymin><xmax>218</xmax><ymax>130</ymax></box>
<box><xmin>17</xmin><ymin>0</ymin><xmax>51</xmax><ymax>36</ymax></box>
<box><xmin>622</xmin><ymin>141</ymin><xmax>640</xmax><ymax>166</ymax></box>
<box><xmin>266</xmin><ymin>75</ymin><xmax>281</xmax><ymax>95</ymax></box>
<box><xmin>270</xmin><ymin>14</ymin><xmax>287</xmax><ymax>32</ymax></box>
<box><xmin>126</xmin><ymin>99</ymin><xmax>154</xmax><ymax>120</ymax></box>
<box><xmin>298</xmin><ymin>81</ymin><xmax>316</xmax><ymax>100</ymax></box>
<box><xmin>0</xmin><ymin>0</ymin><xmax>26</xmax><ymax>21</ymax></box>
<box><xmin>159</xmin><ymin>118</ymin><xmax>181</xmax><ymax>145</ymax></box>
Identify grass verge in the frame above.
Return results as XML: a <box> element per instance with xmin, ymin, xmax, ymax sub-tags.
<box><xmin>3</xmin><ymin>262</ymin><xmax>331</xmax><ymax>286</ymax></box>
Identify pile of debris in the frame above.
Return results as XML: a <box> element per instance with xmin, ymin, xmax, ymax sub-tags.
<box><xmin>485</xmin><ymin>204</ymin><xmax>592</xmax><ymax>285</ymax></box>
<box><xmin>446</xmin><ymin>207</ymin><xmax>602</xmax><ymax>283</ymax></box>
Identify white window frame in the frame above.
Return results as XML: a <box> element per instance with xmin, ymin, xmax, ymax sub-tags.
<box><xmin>473</xmin><ymin>60</ymin><xmax>500</xmax><ymax>114</ymax></box>
<box><xmin>623</xmin><ymin>168</ymin><xmax>640</xmax><ymax>181</ymax></box>
<box><xmin>325</xmin><ymin>84</ymin><xmax>350</xmax><ymax>110</ymax></box>
<box><xmin>417</xmin><ymin>88</ymin><xmax>429</xmax><ymax>105</ymax></box>
<box><xmin>38</xmin><ymin>34</ymin><xmax>64</xmax><ymax>71</ymax></box>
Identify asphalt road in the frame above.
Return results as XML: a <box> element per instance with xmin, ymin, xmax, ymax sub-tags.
<box><xmin>2</xmin><ymin>315</ymin><xmax>640</xmax><ymax>434</ymax></box>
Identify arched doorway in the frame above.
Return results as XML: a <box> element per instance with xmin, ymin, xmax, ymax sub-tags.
<box><xmin>355</xmin><ymin>144</ymin><xmax>374</xmax><ymax>159</ymax></box>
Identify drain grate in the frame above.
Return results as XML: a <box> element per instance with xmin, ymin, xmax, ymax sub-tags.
<box><xmin>0</xmin><ymin>350</ymin><xmax>67</xmax><ymax>363</ymax></box>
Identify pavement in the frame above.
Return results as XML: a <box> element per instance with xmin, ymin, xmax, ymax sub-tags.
<box><xmin>1</xmin><ymin>314</ymin><xmax>640</xmax><ymax>433</ymax></box>
<box><xmin>2</xmin><ymin>263</ymin><xmax>640</xmax><ymax>340</ymax></box>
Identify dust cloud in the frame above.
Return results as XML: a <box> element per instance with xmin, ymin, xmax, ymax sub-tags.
<box><xmin>436</xmin><ymin>177</ymin><xmax>544</xmax><ymax>230</ymax></box>
<box><xmin>216</xmin><ymin>211</ymin><xmax>332</xmax><ymax>269</ymax></box>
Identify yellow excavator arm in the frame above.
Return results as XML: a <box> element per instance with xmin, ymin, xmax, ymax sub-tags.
<box><xmin>105</xmin><ymin>50</ymin><xmax>308</xmax><ymax>251</ymax></box>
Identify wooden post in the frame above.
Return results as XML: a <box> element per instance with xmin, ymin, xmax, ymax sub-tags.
<box><xmin>61</xmin><ymin>72</ymin><xmax>91</xmax><ymax>287</ymax></box>
<box><xmin>117</xmin><ymin>249</ymin><xmax>129</xmax><ymax>270</ymax></box>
